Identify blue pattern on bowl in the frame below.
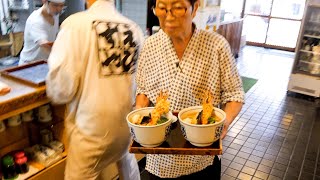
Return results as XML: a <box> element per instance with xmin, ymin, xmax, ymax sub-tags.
<box><xmin>164</xmin><ymin>124</ymin><xmax>171</xmax><ymax>140</ymax></box>
<box><xmin>180</xmin><ymin>125</ymin><xmax>188</xmax><ymax>140</ymax></box>
<box><xmin>214</xmin><ymin>124</ymin><xmax>224</xmax><ymax>139</ymax></box>
<box><xmin>130</xmin><ymin>127</ymin><xmax>138</xmax><ymax>142</ymax></box>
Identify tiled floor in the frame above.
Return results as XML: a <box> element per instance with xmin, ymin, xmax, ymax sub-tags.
<box><xmin>139</xmin><ymin>46</ymin><xmax>320</xmax><ymax>180</ymax></box>
<box><xmin>223</xmin><ymin>46</ymin><xmax>320</xmax><ymax>180</ymax></box>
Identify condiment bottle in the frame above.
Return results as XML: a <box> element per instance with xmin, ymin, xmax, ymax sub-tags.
<box><xmin>15</xmin><ymin>156</ymin><xmax>29</xmax><ymax>174</ymax></box>
<box><xmin>1</xmin><ymin>155</ymin><xmax>18</xmax><ymax>179</ymax></box>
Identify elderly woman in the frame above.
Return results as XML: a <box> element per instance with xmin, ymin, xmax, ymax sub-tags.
<box><xmin>135</xmin><ymin>0</ymin><xmax>245</xmax><ymax>179</ymax></box>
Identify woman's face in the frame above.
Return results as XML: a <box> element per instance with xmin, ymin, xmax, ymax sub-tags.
<box><xmin>154</xmin><ymin>0</ymin><xmax>198</xmax><ymax>38</ymax></box>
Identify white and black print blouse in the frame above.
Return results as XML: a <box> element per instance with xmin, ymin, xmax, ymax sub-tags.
<box><xmin>136</xmin><ymin>28</ymin><xmax>245</xmax><ymax>178</ymax></box>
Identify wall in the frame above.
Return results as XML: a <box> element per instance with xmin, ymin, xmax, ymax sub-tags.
<box><xmin>10</xmin><ymin>0</ymin><xmax>86</xmax><ymax>33</ymax></box>
<box><xmin>121</xmin><ymin>0</ymin><xmax>147</xmax><ymax>31</ymax></box>
<box><xmin>6</xmin><ymin>0</ymin><xmax>146</xmax><ymax>33</ymax></box>
<box><xmin>13</xmin><ymin>11</ymin><xmax>30</xmax><ymax>32</ymax></box>
<box><xmin>60</xmin><ymin>0</ymin><xmax>85</xmax><ymax>23</ymax></box>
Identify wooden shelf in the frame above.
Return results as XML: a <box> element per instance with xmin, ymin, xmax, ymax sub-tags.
<box><xmin>0</xmin><ymin>61</ymin><xmax>68</xmax><ymax>179</ymax></box>
<box><xmin>0</xmin><ymin>116</ymin><xmax>65</xmax><ymax>156</ymax></box>
<box><xmin>0</xmin><ymin>41</ymin><xmax>13</xmax><ymax>47</ymax></box>
<box><xmin>28</xmin><ymin>155</ymin><xmax>66</xmax><ymax>180</ymax></box>
<box><xmin>300</xmin><ymin>49</ymin><xmax>320</xmax><ymax>55</ymax></box>
<box><xmin>0</xmin><ymin>74</ymin><xmax>48</xmax><ymax>121</ymax></box>
<box><xmin>304</xmin><ymin>34</ymin><xmax>320</xmax><ymax>39</ymax></box>
<box><xmin>294</xmin><ymin>69</ymin><xmax>320</xmax><ymax>77</ymax></box>
<box><xmin>0</xmin><ymin>123</ymin><xmax>29</xmax><ymax>156</ymax></box>
<box><xmin>299</xmin><ymin>60</ymin><xmax>320</xmax><ymax>66</ymax></box>
<box><xmin>307</xmin><ymin>20</ymin><xmax>320</xmax><ymax>24</ymax></box>
<box><xmin>309</xmin><ymin>3</ymin><xmax>320</xmax><ymax>8</ymax></box>
<box><xmin>17</xmin><ymin>153</ymin><xmax>67</xmax><ymax>180</ymax></box>
<box><xmin>300</xmin><ymin>49</ymin><xmax>313</xmax><ymax>53</ymax></box>
<box><xmin>0</xmin><ymin>98</ymin><xmax>50</xmax><ymax>122</ymax></box>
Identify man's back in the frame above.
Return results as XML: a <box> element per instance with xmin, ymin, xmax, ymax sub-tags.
<box><xmin>46</xmin><ymin>1</ymin><xmax>144</xmax><ymax>179</ymax></box>
<box><xmin>46</xmin><ymin>0</ymin><xmax>144</xmax><ymax>137</ymax></box>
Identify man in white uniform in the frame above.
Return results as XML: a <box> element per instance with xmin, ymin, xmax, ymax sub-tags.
<box><xmin>46</xmin><ymin>0</ymin><xmax>144</xmax><ymax>179</ymax></box>
<box><xmin>19</xmin><ymin>0</ymin><xmax>65</xmax><ymax>65</ymax></box>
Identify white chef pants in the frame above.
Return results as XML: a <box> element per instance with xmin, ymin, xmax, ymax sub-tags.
<box><xmin>64</xmin><ymin>125</ymin><xmax>140</xmax><ymax>180</ymax></box>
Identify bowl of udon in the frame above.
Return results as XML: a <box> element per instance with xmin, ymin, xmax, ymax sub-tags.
<box><xmin>178</xmin><ymin>106</ymin><xmax>226</xmax><ymax>147</ymax></box>
<box><xmin>126</xmin><ymin>107</ymin><xmax>175</xmax><ymax>147</ymax></box>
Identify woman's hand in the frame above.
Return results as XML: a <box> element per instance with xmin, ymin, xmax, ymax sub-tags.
<box><xmin>221</xmin><ymin>101</ymin><xmax>243</xmax><ymax>139</ymax></box>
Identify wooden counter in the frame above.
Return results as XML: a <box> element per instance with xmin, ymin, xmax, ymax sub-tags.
<box><xmin>218</xmin><ymin>18</ymin><xmax>244</xmax><ymax>58</ymax></box>
<box><xmin>0</xmin><ymin>75</ymin><xmax>51</xmax><ymax>156</ymax></box>
<box><xmin>0</xmin><ymin>73</ymin><xmax>141</xmax><ymax>180</ymax></box>
<box><xmin>0</xmin><ymin>74</ymin><xmax>67</xmax><ymax>179</ymax></box>
<box><xmin>0</xmin><ymin>75</ymin><xmax>49</xmax><ymax>121</ymax></box>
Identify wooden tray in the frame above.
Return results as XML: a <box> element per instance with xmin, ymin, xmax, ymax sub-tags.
<box><xmin>129</xmin><ymin>122</ymin><xmax>222</xmax><ymax>155</ymax></box>
<box><xmin>0</xmin><ymin>60</ymin><xmax>48</xmax><ymax>87</ymax></box>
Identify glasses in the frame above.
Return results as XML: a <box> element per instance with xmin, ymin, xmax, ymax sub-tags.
<box><xmin>154</xmin><ymin>7</ymin><xmax>188</xmax><ymax>17</ymax></box>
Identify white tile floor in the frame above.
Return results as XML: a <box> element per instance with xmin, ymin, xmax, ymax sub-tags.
<box><xmin>222</xmin><ymin>46</ymin><xmax>320</xmax><ymax>180</ymax></box>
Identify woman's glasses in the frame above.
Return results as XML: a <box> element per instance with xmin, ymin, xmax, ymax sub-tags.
<box><xmin>154</xmin><ymin>7</ymin><xmax>188</xmax><ymax>17</ymax></box>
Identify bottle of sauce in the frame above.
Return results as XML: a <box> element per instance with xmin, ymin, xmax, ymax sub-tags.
<box><xmin>14</xmin><ymin>151</ymin><xmax>29</xmax><ymax>174</ymax></box>
<box><xmin>1</xmin><ymin>155</ymin><xmax>18</xmax><ymax>179</ymax></box>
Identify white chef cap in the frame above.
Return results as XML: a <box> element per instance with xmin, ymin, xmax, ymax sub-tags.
<box><xmin>48</xmin><ymin>0</ymin><xmax>65</xmax><ymax>3</ymax></box>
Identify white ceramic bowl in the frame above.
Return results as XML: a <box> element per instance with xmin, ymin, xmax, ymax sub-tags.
<box><xmin>126</xmin><ymin>107</ymin><xmax>173</xmax><ymax>147</ymax></box>
<box><xmin>178</xmin><ymin>106</ymin><xmax>226</xmax><ymax>147</ymax></box>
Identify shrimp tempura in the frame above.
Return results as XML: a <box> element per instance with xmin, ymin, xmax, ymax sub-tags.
<box><xmin>201</xmin><ymin>91</ymin><xmax>214</xmax><ymax>124</ymax></box>
<box><xmin>149</xmin><ymin>91</ymin><xmax>170</xmax><ymax>125</ymax></box>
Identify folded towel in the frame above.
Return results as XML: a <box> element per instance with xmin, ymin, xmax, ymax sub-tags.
<box><xmin>0</xmin><ymin>81</ymin><xmax>11</xmax><ymax>95</ymax></box>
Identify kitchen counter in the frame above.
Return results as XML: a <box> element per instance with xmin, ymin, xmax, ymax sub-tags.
<box><xmin>0</xmin><ymin>72</ymin><xmax>143</xmax><ymax>180</ymax></box>
<box><xmin>0</xmin><ymin>73</ymin><xmax>67</xmax><ymax>179</ymax></box>
<box><xmin>0</xmin><ymin>75</ymin><xmax>49</xmax><ymax>121</ymax></box>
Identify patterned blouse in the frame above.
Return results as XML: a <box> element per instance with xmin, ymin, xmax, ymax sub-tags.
<box><xmin>136</xmin><ymin>28</ymin><xmax>245</xmax><ymax>178</ymax></box>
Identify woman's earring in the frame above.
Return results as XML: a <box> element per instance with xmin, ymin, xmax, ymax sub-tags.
<box><xmin>153</xmin><ymin>8</ymin><xmax>156</xmax><ymax>15</ymax></box>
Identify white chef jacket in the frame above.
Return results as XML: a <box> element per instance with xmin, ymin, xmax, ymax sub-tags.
<box><xmin>19</xmin><ymin>7</ymin><xmax>59</xmax><ymax>65</ymax></box>
<box><xmin>46</xmin><ymin>0</ymin><xmax>144</xmax><ymax>179</ymax></box>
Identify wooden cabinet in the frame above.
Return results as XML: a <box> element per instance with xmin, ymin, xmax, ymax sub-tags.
<box><xmin>218</xmin><ymin>19</ymin><xmax>244</xmax><ymax>58</ymax></box>
<box><xmin>0</xmin><ymin>74</ymin><xmax>143</xmax><ymax>179</ymax></box>
<box><xmin>0</xmin><ymin>32</ymin><xmax>24</xmax><ymax>58</ymax></box>
<box><xmin>28</xmin><ymin>158</ymin><xmax>66</xmax><ymax>180</ymax></box>
<box><xmin>0</xmin><ymin>75</ymin><xmax>67</xmax><ymax>179</ymax></box>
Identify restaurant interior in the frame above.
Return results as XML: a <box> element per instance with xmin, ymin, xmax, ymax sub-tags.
<box><xmin>0</xmin><ymin>0</ymin><xmax>319</xmax><ymax>180</ymax></box>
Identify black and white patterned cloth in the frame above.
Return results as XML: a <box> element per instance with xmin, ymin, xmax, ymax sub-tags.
<box><xmin>94</xmin><ymin>21</ymin><xmax>139</xmax><ymax>76</ymax></box>
<box><xmin>136</xmin><ymin>28</ymin><xmax>245</xmax><ymax>178</ymax></box>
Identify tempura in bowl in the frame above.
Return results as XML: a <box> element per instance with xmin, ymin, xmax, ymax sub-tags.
<box><xmin>178</xmin><ymin>92</ymin><xmax>226</xmax><ymax>147</ymax></box>
<box><xmin>127</xmin><ymin>91</ymin><xmax>174</xmax><ymax>147</ymax></box>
